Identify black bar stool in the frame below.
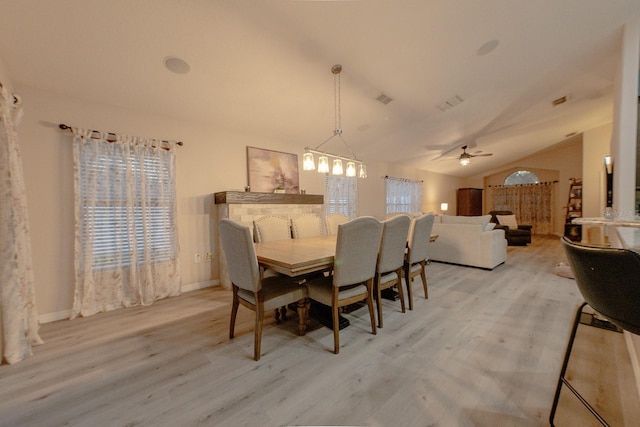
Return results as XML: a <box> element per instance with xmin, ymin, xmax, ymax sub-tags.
<box><xmin>550</xmin><ymin>237</ymin><xmax>640</xmax><ymax>426</ymax></box>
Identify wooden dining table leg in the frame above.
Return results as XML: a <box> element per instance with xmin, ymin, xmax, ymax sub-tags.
<box><xmin>296</xmin><ymin>298</ymin><xmax>309</xmax><ymax>335</ymax></box>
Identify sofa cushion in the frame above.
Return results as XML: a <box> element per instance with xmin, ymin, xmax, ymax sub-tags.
<box><xmin>484</xmin><ymin>222</ymin><xmax>496</xmax><ymax>231</ymax></box>
<box><xmin>496</xmin><ymin>214</ymin><xmax>518</xmax><ymax>229</ymax></box>
<box><xmin>441</xmin><ymin>214</ymin><xmax>491</xmax><ymax>226</ymax></box>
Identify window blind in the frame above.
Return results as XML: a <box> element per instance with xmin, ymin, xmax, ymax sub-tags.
<box><xmin>79</xmin><ymin>145</ymin><xmax>176</xmax><ymax>270</ymax></box>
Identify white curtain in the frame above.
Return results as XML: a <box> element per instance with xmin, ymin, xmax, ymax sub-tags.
<box><xmin>0</xmin><ymin>85</ymin><xmax>43</xmax><ymax>364</ymax></box>
<box><xmin>325</xmin><ymin>174</ymin><xmax>358</xmax><ymax>219</ymax></box>
<box><xmin>72</xmin><ymin>128</ymin><xmax>181</xmax><ymax>318</ymax></box>
<box><xmin>385</xmin><ymin>176</ymin><xmax>422</xmax><ymax>215</ymax></box>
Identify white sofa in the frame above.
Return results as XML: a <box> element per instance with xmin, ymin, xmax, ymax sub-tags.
<box><xmin>429</xmin><ymin>214</ymin><xmax>507</xmax><ymax>269</ymax></box>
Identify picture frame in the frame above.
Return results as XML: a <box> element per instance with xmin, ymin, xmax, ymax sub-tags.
<box><xmin>246</xmin><ymin>146</ymin><xmax>300</xmax><ymax>193</ymax></box>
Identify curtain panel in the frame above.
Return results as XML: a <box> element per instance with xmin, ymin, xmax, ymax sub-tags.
<box><xmin>493</xmin><ymin>182</ymin><xmax>554</xmax><ymax>234</ymax></box>
<box><xmin>72</xmin><ymin>128</ymin><xmax>182</xmax><ymax>318</ymax></box>
<box><xmin>0</xmin><ymin>85</ymin><xmax>42</xmax><ymax>364</ymax></box>
<box><xmin>385</xmin><ymin>176</ymin><xmax>422</xmax><ymax>215</ymax></box>
<box><xmin>325</xmin><ymin>174</ymin><xmax>358</xmax><ymax>219</ymax></box>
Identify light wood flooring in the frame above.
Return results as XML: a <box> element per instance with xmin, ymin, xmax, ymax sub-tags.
<box><xmin>1</xmin><ymin>235</ymin><xmax>638</xmax><ymax>426</ymax></box>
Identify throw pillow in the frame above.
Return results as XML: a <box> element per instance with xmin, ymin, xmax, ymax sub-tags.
<box><xmin>483</xmin><ymin>222</ymin><xmax>496</xmax><ymax>231</ymax></box>
<box><xmin>496</xmin><ymin>214</ymin><xmax>518</xmax><ymax>229</ymax></box>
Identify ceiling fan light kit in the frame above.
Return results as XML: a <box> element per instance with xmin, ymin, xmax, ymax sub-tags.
<box><xmin>458</xmin><ymin>145</ymin><xmax>492</xmax><ymax>166</ymax></box>
<box><xmin>303</xmin><ymin>64</ymin><xmax>366</xmax><ymax>178</ymax></box>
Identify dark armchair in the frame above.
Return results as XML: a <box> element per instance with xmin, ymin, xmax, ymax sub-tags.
<box><xmin>488</xmin><ymin>210</ymin><xmax>532</xmax><ymax>246</ymax></box>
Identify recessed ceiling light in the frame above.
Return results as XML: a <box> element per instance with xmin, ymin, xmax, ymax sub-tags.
<box><xmin>164</xmin><ymin>56</ymin><xmax>191</xmax><ymax>74</ymax></box>
<box><xmin>477</xmin><ymin>39</ymin><xmax>499</xmax><ymax>56</ymax></box>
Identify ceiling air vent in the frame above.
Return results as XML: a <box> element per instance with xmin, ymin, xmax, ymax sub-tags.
<box><xmin>436</xmin><ymin>95</ymin><xmax>464</xmax><ymax>112</ymax></box>
<box><xmin>376</xmin><ymin>92</ymin><xmax>393</xmax><ymax>105</ymax></box>
<box><xmin>552</xmin><ymin>96</ymin><xmax>568</xmax><ymax>106</ymax></box>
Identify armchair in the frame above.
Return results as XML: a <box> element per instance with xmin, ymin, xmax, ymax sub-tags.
<box><xmin>488</xmin><ymin>210</ymin><xmax>532</xmax><ymax>246</ymax></box>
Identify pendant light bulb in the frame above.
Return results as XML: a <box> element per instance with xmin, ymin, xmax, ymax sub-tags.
<box><xmin>358</xmin><ymin>164</ymin><xmax>367</xmax><ymax>178</ymax></box>
<box><xmin>303</xmin><ymin>152</ymin><xmax>315</xmax><ymax>171</ymax></box>
<box><xmin>346</xmin><ymin>162</ymin><xmax>356</xmax><ymax>177</ymax></box>
<box><xmin>318</xmin><ymin>156</ymin><xmax>329</xmax><ymax>173</ymax></box>
<box><xmin>332</xmin><ymin>159</ymin><xmax>343</xmax><ymax>175</ymax></box>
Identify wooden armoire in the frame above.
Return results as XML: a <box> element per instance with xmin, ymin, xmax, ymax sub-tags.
<box><xmin>456</xmin><ymin>188</ymin><xmax>483</xmax><ymax>216</ymax></box>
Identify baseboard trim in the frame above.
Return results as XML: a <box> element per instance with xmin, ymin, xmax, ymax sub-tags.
<box><xmin>38</xmin><ymin>280</ymin><xmax>221</xmax><ymax>324</ymax></box>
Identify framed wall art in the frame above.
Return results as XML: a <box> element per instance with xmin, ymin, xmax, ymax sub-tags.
<box><xmin>246</xmin><ymin>146</ymin><xmax>300</xmax><ymax>193</ymax></box>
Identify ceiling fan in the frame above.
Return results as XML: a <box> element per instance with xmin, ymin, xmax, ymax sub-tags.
<box><xmin>459</xmin><ymin>145</ymin><xmax>492</xmax><ymax>166</ymax></box>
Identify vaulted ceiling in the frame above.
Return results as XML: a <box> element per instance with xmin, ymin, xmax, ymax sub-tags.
<box><xmin>1</xmin><ymin>0</ymin><xmax>639</xmax><ymax>176</ymax></box>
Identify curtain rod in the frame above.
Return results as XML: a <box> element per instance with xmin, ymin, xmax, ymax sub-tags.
<box><xmin>0</xmin><ymin>81</ymin><xmax>19</xmax><ymax>104</ymax></box>
<box><xmin>488</xmin><ymin>180</ymin><xmax>558</xmax><ymax>187</ymax></box>
<box><xmin>384</xmin><ymin>175</ymin><xmax>423</xmax><ymax>183</ymax></box>
<box><xmin>58</xmin><ymin>124</ymin><xmax>184</xmax><ymax>146</ymax></box>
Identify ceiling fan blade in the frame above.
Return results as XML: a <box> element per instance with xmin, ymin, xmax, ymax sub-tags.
<box><xmin>470</xmin><ymin>153</ymin><xmax>493</xmax><ymax>157</ymax></box>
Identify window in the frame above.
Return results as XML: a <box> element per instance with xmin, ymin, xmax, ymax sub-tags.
<box><xmin>385</xmin><ymin>176</ymin><xmax>422</xmax><ymax>214</ymax></box>
<box><xmin>325</xmin><ymin>174</ymin><xmax>357</xmax><ymax>219</ymax></box>
<box><xmin>504</xmin><ymin>170</ymin><xmax>539</xmax><ymax>186</ymax></box>
<box><xmin>78</xmin><ymin>141</ymin><xmax>177</xmax><ymax>270</ymax></box>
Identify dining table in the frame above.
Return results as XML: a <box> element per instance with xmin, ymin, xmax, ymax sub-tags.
<box><xmin>254</xmin><ymin>233</ymin><xmax>439</xmax><ymax>277</ymax></box>
<box><xmin>253</xmin><ymin>233</ymin><xmax>439</xmax><ymax>332</ymax></box>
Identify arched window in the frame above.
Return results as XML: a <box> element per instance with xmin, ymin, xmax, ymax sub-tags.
<box><xmin>503</xmin><ymin>170</ymin><xmax>539</xmax><ymax>186</ymax></box>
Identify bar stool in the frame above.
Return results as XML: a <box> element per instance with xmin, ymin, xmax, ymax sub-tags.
<box><xmin>550</xmin><ymin>237</ymin><xmax>640</xmax><ymax>426</ymax></box>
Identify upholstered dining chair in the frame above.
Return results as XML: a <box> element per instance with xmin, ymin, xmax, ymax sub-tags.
<box><xmin>219</xmin><ymin>219</ymin><xmax>308</xmax><ymax>361</ymax></box>
<box><xmin>325</xmin><ymin>213</ymin><xmax>349</xmax><ymax>235</ymax></box>
<box><xmin>306</xmin><ymin>216</ymin><xmax>382</xmax><ymax>354</ymax></box>
<box><xmin>374</xmin><ymin>215</ymin><xmax>412</xmax><ymax>328</ymax></box>
<box><xmin>291</xmin><ymin>213</ymin><xmax>325</xmax><ymax>238</ymax></box>
<box><xmin>253</xmin><ymin>215</ymin><xmax>291</xmax><ymax>243</ymax></box>
<box><xmin>550</xmin><ymin>237</ymin><xmax>640</xmax><ymax>426</ymax></box>
<box><xmin>404</xmin><ymin>213</ymin><xmax>435</xmax><ymax>310</ymax></box>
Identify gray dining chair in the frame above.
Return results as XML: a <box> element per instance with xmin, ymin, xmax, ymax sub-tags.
<box><xmin>219</xmin><ymin>219</ymin><xmax>308</xmax><ymax>361</ymax></box>
<box><xmin>325</xmin><ymin>213</ymin><xmax>349</xmax><ymax>235</ymax></box>
<box><xmin>306</xmin><ymin>216</ymin><xmax>382</xmax><ymax>354</ymax></box>
<box><xmin>404</xmin><ymin>213</ymin><xmax>435</xmax><ymax>310</ymax></box>
<box><xmin>374</xmin><ymin>215</ymin><xmax>412</xmax><ymax>328</ymax></box>
<box><xmin>253</xmin><ymin>215</ymin><xmax>291</xmax><ymax>243</ymax></box>
<box><xmin>291</xmin><ymin>213</ymin><xmax>325</xmax><ymax>238</ymax></box>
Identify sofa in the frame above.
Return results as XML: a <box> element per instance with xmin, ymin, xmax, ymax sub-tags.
<box><xmin>488</xmin><ymin>210</ymin><xmax>532</xmax><ymax>246</ymax></box>
<box><xmin>428</xmin><ymin>214</ymin><xmax>507</xmax><ymax>269</ymax></box>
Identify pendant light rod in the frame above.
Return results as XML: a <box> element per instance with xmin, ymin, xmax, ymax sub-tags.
<box><xmin>304</xmin><ymin>145</ymin><xmax>363</xmax><ymax>164</ymax></box>
<box><xmin>303</xmin><ymin>64</ymin><xmax>367</xmax><ymax>178</ymax></box>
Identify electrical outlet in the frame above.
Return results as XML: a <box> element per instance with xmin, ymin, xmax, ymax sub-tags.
<box><xmin>204</xmin><ymin>252</ymin><xmax>212</xmax><ymax>262</ymax></box>
<box><xmin>194</xmin><ymin>253</ymin><xmax>201</xmax><ymax>264</ymax></box>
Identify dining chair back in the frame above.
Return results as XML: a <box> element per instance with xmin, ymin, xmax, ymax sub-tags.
<box><xmin>374</xmin><ymin>215</ymin><xmax>412</xmax><ymax>327</ymax></box>
<box><xmin>561</xmin><ymin>236</ymin><xmax>640</xmax><ymax>334</ymax></box>
<box><xmin>404</xmin><ymin>213</ymin><xmax>435</xmax><ymax>310</ymax></box>
<box><xmin>307</xmin><ymin>216</ymin><xmax>382</xmax><ymax>353</ymax></box>
<box><xmin>219</xmin><ymin>219</ymin><xmax>307</xmax><ymax>361</ymax></box>
<box><xmin>291</xmin><ymin>213</ymin><xmax>325</xmax><ymax>238</ymax></box>
<box><xmin>550</xmin><ymin>237</ymin><xmax>640</xmax><ymax>425</ymax></box>
<box><xmin>253</xmin><ymin>215</ymin><xmax>291</xmax><ymax>243</ymax></box>
<box><xmin>325</xmin><ymin>213</ymin><xmax>349</xmax><ymax>235</ymax></box>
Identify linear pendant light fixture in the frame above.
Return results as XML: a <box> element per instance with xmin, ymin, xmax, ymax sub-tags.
<box><xmin>303</xmin><ymin>64</ymin><xmax>367</xmax><ymax>178</ymax></box>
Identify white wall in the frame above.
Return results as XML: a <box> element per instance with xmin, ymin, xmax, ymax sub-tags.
<box><xmin>14</xmin><ymin>84</ymin><xmax>460</xmax><ymax>320</ymax></box>
<box><xmin>0</xmin><ymin>55</ymin><xmax>12</xmax><ymax>89</ymax></box>
<box><xmin>582</xmin><ymin>123</ymin><xmax>613</xmax><ymax>218</ymax></box>
<box><xmin>610</xmin><ymin>19</ymin><xmax>639</xmax><ymax>218</ymax></box>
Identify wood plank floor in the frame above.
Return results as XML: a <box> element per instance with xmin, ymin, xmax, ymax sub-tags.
<box><xmin>1</xmin><ymin>235</ymin><xmax>638</xmax><ymax>426</ymax></box>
